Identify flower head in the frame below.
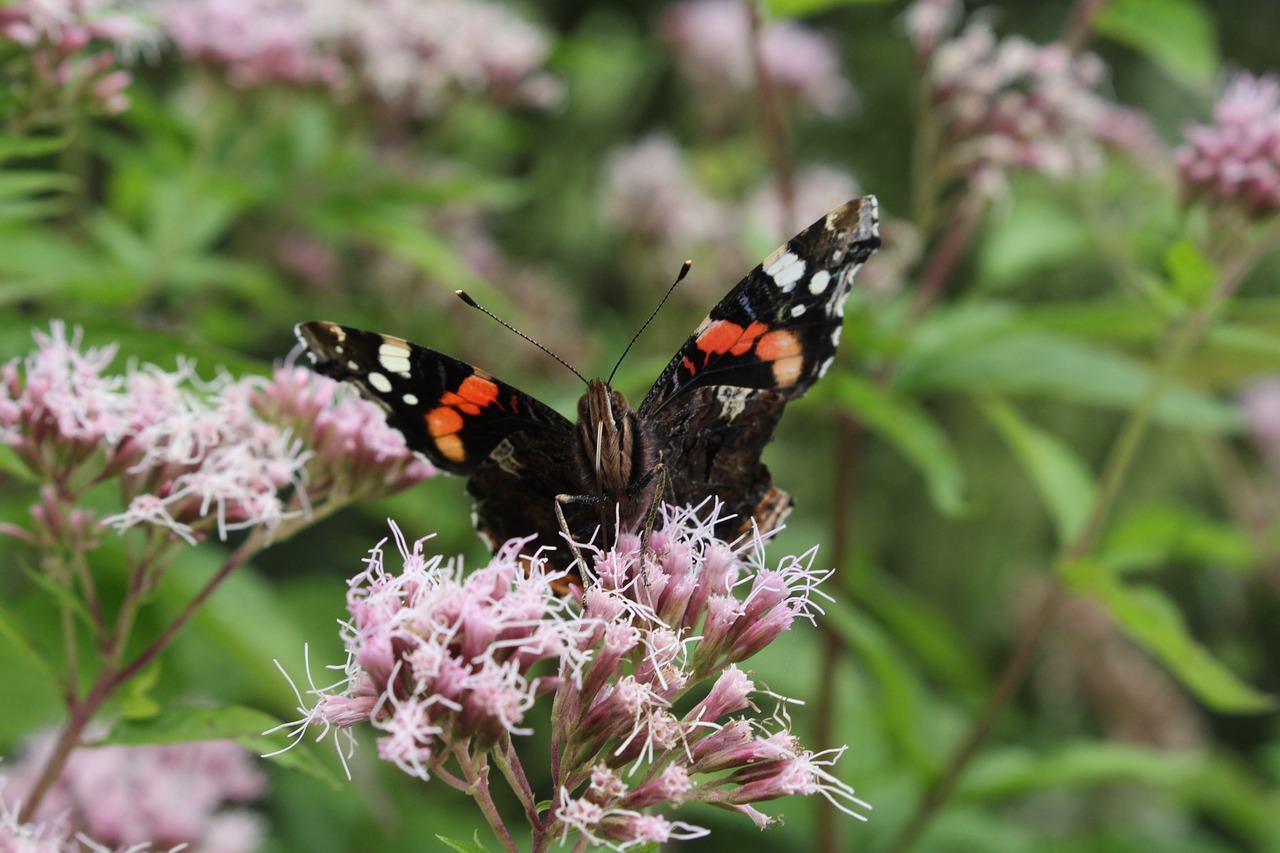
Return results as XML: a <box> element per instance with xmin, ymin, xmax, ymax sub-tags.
<box><xmin>2</xmin><ymin>733</ymin><xmax>265</xmax><ymax>853</ymax></box>
<box><xmin>909</xmin><ymin>1</ymin><xmax>1154</xmax><ymax>195</ymax></box>
<box><xmin>662</xmin><ymin>0</ymin><xmax>855</xmax><ymax>117</ymax></box>
<box><xmin>1177</xmin><ymin>72</ymin><xmax>1280</xmax><ymax>219</ymax></box>
<box><xmin>0</xmin><ymin>0</ymin><xmax>157</xmax><ymax>116</ymax></box>
<box><xmin>162</xmin><ymin>0</ymin><xmax>561</xmax><ymax>115</ymax></box>
<box><xmin>284</xmin><ymin>501</ymin><xmax>866</xmax><ymax>850</ymax></box>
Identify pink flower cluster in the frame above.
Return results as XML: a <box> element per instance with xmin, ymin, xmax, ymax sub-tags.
<box><xmin>1177</xmin><ymin>72</ymin><xmax>1280</xmax><ymax>219</ymax></box>
<box><xmin>162</xmin><ymin>0</ymin><xmax>561</xmax><ymax>115</ymax></box>
<box><xmin>0</xmin><ymin>323</ymin><xmax>432</xmax><ymax>547</ymax></box>
<box><xmin>600</xmin><ymin>135</ymin><xmax>731</xmax><ymax>248</ymax></box>
<box><xmin>286</xmin><ymin>502</ymin><xmax>867</xmax><ymax>850</ymax></box>
<box><xmin>0</xmin><ymin>0</ymin><xmax>155</xmax><ymax>116</ymax></box>
<box><xmin>1240</xmin><ymin>378</ymin><xmax>1280</xmax><ymax>469</ymax></box>
<box><xmin>908</xmin><ymin>0</ymin><xmax>1153</xmax><ymax>194</ymax></box>
<box><xmin>661</xmin><ymin>0</ymin><xmax>855</xmax><ymax>117</ymax></box>
<box><xmin>3</xmin><ymin>734</ymin><xmax>264</xmax><ymax>853</ymax></box>
<box><xmin>599</xmin><ymin>135</ymin><xmax>862</xmax><ymax>275</ymax></box>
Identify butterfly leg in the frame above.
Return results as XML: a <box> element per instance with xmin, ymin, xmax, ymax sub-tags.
<box><xmin>554</xmin><ymin>492</ymin><xmax>604</xmax><ymax>584</ymax></box>
<box><xmin>636</xmin><ymin>461</ymin><xmax>668</xmax><ymax>559</ymax></box>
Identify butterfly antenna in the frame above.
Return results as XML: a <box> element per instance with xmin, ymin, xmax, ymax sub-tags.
<box><xmin>455</xmin><ymin>290</ymin><xmax>589</xmax><ymax>385</ymax></box>
<box><xmin>607</xmin><ymin>260</ymin><xmax>692</xmax><ymax>385</ymax></box>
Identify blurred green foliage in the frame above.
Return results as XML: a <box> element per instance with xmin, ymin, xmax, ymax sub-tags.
<box><xmin>2</xmin><ymin>0</ymin><xmax>1279</xmax><ymax>851</ymax></box>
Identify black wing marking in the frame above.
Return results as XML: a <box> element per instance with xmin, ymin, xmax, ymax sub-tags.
<box><xmin>295</xmin><ymin>321</ymin><xmax>573</xmax><ymax>475</ymax></box>
<box><xmin>639</xmin><ymin>196</ymin><xmax>879</xmax><ymax>417</ymax></box>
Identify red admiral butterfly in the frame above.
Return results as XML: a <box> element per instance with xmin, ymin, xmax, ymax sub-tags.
<box><xmin>297</xmin><ymin>196</ymin><xmax>879</xmax><ymax>580</ymax></box>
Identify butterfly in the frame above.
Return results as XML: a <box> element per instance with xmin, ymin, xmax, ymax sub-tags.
<box><xmin>296</xmin><ymin>196</ymin><xmax>879</xmax><ymax>581</ymax></box>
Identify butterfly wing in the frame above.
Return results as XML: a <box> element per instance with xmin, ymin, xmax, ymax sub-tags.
<box><xmin>295</xmin><ymin>321</ymin><xmax>580</xmax><ymax>552</ymax></box>
<box><xmin>638</xmin><ymin>196</ymin><xmax>880</xmax><ymax>536</ymax></box>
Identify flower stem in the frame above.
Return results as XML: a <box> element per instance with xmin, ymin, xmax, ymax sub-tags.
<box><xmin>454</xmin><ymin>745</ymin><xmax>519</xmax><ymax>853</ymax></box>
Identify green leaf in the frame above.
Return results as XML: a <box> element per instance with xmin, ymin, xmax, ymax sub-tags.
<box><xmin>821</xmin><ymin>373</ymin><xmax>966</xmax><ymax>516</ymax></box>
<box><xmin>979</xmin><ymin>396</ymin><xmax>1096</xmax><ymax>545</ymax></box>
<box><xmin>1164</xmin><ymin>237</ymin><xmax>1218</xmax><ymax>305</ymax></box>
<box><xmin>824</xmin><ymin>594</ymin><xmax>936</xmax><ymax>774</ymax></box>
<box><xmin>963</xmin><ymin>741</ymin><xmax>1200</xmax><ymax>800</ymax></box>
<box><xmin>1094</xmin><ymin>0</ymin><xmax>1219</xmax><ymax>93</ymax></box>
<box><xmin>1060</xmin><ymin>558</ymin><xmax>1275</xmax><ymax>713</ymax></box>
<box><xmin>436</xmin><ymin>832</ymin><xmax>491</xmax><ymax>853</ymax></box>
<box><xmin>0</xmin><ymin>133</ymin><xmax>70</xmax><ymax>159</ymax></box>
<box><xmin>0</xmin><ymin>170</ymin><xmax>78</xmax><ymax>199</ymax></box>
<box><xmin>1101</xmin><ymin>504</ymin><xmax>1253</xmax><ymax>574</ymax></box>
<box><xmin>107</xmin><ymin>704</ymin><xmax>339</xmax><ymax>785</ymax></box>
<box><xmin>901</xmin><ymin>305</ymin><xmax>1241</xmax><ymax>431</ymax></box>
<box><xmin>762</xmin><ymin>0</ymin><xmax>893</xmax><ymax>15</ymax></box>
<box><xmin>0</xmin><ymin>597</ymin><xmax>60</xmax><ymax>687</ymax></box>
<box><xmin>979</xmin><ymin>197</ymin><xmax>1094</xmax><ymax>289</ymax></box>
<box><xmin>117</xmin><ymin>661</ymin><xmax>163</xmax><ymax>720</ymax></box>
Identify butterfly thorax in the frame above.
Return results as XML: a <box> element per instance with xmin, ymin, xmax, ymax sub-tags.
<box><xmin>574</xmin><ymin>379</ymin><xmax>656</xmax><ymax>524</ymax></box>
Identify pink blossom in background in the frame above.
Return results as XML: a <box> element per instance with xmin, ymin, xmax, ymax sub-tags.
<box><xmin>2</xmin><ymin>735</ymin><xmax>265</xmax><ymax>853</ymax></box>
<box><xmin>1240</xmin><ymin>378</ymin><xmax>1280</xmax><ymax>468</ymax></box>
<box><xmin>281</xmin><ymin>502</ymin><xmax>868</xmax><ymax>850</ymax></box>
<box><xmin>0</xmin><ymin>0</ymin><xmax>157</xmax><ymax>115</ymax></box>
<box><xmin>907</xmin><ymin>0</ymin><xmax>1156</xmax><ymax>195</ymax></box>
<box><xmin>748</xmin><ymin>165</ymin><xmax>861</xmax><ymax>239</ymax></box>
<box><xmin>1177</xmin><ymin>72</ymin><xmax>1280</xmax><ymax>219</ymax></box>
<box><xmin>662</xmin><ymin>0</ymin><xmax>855</xmax><ymax>116</ymax></box>
<box><xmin>162</xmin><ymin>0</ymin><xmax>343</xmax><ymax>88</ymax></box>
<box><xmin>161</xmin><ymin>0</ymin><xmax>561</xmax><ymax>115</ymax></box>
<box><xmin>600</xmin><ymin>134</ymin><xmax>730</xmax><ymax>247</ymax></box>
<box><xmin>0</xmin><ymin>323</ymin><xmax>432</xmax><ymax>549</ymax></box>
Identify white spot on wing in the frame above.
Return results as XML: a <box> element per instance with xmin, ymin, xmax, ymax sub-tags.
<box><xmin>715</xmin><ymin>386</ymin><xmax>754</xmax><ymax>421</ymax></box>
<box><xmin>817</xmin><ymin>356</ymin><xmax>835</xmax><ymax>377</ymax></box>
<box><xmin>367</xmin><ymin>371</ymin><xmax>393</xmax><ymax>393</ymax></box>
<box><xmin>808</xmin><ymin>270</ymin><xmax>831</xmax><ymax>295</ymax></box>
<box><xmin>378</xmin><ymin>341</ymin><xmax>413</xmax><ymax>377</ymax></box>
<box><xmin>763</xmin><ymin>251</ymin><xmax>805</xmax><ymax>292</ymax></box>
<box><xmin>403</xmin><ymin>393</ymin><xmax>419</xmax><ymax>405</ymax></box>
<box><xmin>790</xmin><ymin>304</ymin><xmax>807</xmax><ymax>317</ymax></box>
<box><xmin>830</xmin><ymin>326</ymin><xmax>843</xmax><ymax>347</ymax></box>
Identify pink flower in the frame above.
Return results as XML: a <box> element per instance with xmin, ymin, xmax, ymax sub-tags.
<box><xmin>2</xmin><ymin>323</ymin><xmax>432</xmax><ymax>551</ymax></box>
<box><xmin>662</xmin><ymin>0</ymin><xmax>855</xmax><ymax>116</ymax></box>
<box><xmin>1241</xmin><ymin>378</ymin><xmax>1280</xmax><ymax>468</ymax></box>
<box><xmin>1176</xmin><ymin>72</ymin><xmax>1280</xmax><ymax>219</ymax></box>
<box><xmin>2</xmin><ymin>733</ymin><xmax>265</xmax><ymax>853</ymax></box>
<box><xmin>600</xmin><ymin>135</ymin><xmax>730</xmax><ymax>248</ymax></box>
<box><xmin>748</xmin><ymin>165</ymin><xmax>862</xmax><ymax>240</ymax></box>
<box><xmin>283</xmin><ymin>501</ymin><xmax>867</xmax><ymax>849</ymax></box>
<box><xmin>162</xmin><ymin>0</ymin><xmax>560</xmax><ymax>116</ymax></box>
<box><xmin>914</xmin><ymin>3</ymin><xmax>1153</xmax><ymax>195</ymax></box>
<box><xmin>0</xmin><ymin>0</ymin><xmax>156</xmax><ymax>117</ymax></box>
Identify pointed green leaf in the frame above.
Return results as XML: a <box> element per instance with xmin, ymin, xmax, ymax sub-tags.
<box><xmin>436</xmin><ymin>833</ymin><xmax>491</xmax><ymax>853</ymax></box>
<box><xmin>1095</xmin><ymin>0</ymin><xmax>1219</xmax><ymax>93</ymax></box>
<box><xmin>1164</xmin><ymin>237</ymin><xmax>1218</xmax><ymax>305</ymax></box>
<box><xmin>821</xmin><ymin>373</ymin><xmax>965</xmax><ymax>515</ymax></box>
<box><xmin>902</xmin><ymin>306</ymin><xmax>1240</xmax><ymax>431</ymax></box>
<box><xmin>1060</xmin><ymin>558</ymin><xmax>1274</xmax><ymax>713</ymax></box>
<box><xmin>979</xmin><ymin>396</ymin><xmax>1096</xmax><ymax>545</ymax></box>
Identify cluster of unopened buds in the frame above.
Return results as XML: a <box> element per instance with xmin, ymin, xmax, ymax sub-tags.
<box><xmin>282</xmin><ymin>502</ymin><xmax>868</xmax><ymax>851</ymax></box>
<box><xmin>1177</xmin><ymin>72</ymin><xmax>1280</xmax><ymax>220</ymax></box>
<box><xmin>906</xmin><ymin>0</ymin><xmax>1152</xmax><ymax>194</ymax></box>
